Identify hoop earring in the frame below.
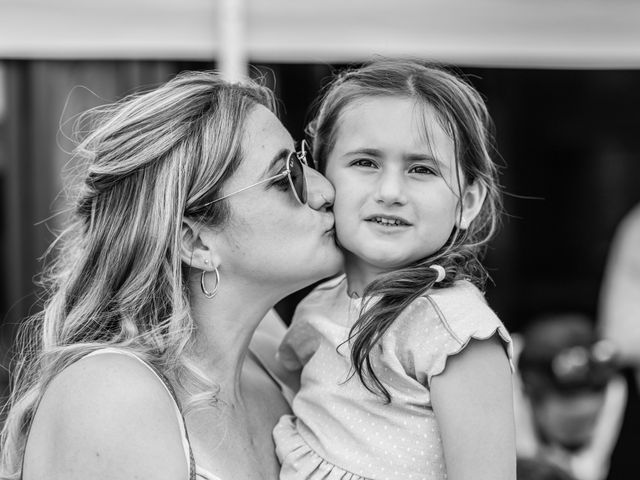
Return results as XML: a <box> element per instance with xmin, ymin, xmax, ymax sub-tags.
<box><xmin>429</xmin><ymin>264</ymin><xmax>446</xmax><ymax>283</ymax></box>
<box><xmin>200</xmin><ymin>267</ymin><xmax>220</xmax><ymax>298</ymax></box>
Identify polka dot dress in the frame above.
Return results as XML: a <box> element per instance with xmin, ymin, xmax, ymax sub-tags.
<box><xmin>273</xmin><ymin>274</ymin><xmax>513</xmax><ymax>480</ymax></box>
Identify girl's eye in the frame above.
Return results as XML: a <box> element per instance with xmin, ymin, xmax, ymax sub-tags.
<box><xmin>351</xmin><ymin>159</ymin><xmax>377</xmax><ymax>168</ymax></box>
<box><xmin>409</xmin><ymin>165</ymin><xmax>436</xmax><ymax>175</ymax></box>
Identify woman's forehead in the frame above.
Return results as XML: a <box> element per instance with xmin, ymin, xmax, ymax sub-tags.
<box><xmin>244</xmin><ymin>104</ymin><xmax>290</xmax><ymax>139</ymax></box>
<box><xmin>237</xmin><ymin>105</ymin><xmax>294</xmax><ymax>180</ymax></box>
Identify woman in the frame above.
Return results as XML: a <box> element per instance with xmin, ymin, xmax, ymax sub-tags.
<box><xmin>0</xmin><ymin>71</ymin><xmax>343</xmax><ymax>480</ymax></box>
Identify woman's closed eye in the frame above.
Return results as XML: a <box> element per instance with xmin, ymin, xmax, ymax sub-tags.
<box><xmin>270</xmin><ymin>170</ymin><xmax>291</xmax><ymax>191</ymax></box>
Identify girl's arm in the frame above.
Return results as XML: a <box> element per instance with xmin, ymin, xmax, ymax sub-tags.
<box><xmin>256</xmin><ymin>308</ymin><xmax>288</xmax><ymax>341</ymax></box>
<box><xmin>22</xmin><ymin>353</ymin><xmax>189</xmax><ymax>480</ymax></box>
<box><xmin>431</xmin><ymin>335</ymin><xmax>516</xmax><ymax>480</ymax></box>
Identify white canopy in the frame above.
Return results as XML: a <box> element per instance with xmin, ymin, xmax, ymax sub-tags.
<box><xmin>1</xmin><ymin>0</ymin><xmax>640</xmax><ymax>69</ymax></box>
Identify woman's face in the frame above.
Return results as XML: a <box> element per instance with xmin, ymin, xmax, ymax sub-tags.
<box><xmin>213</xmin><ymin>104</ymin><xmax>342</xmax><ymax>296</ymax></box>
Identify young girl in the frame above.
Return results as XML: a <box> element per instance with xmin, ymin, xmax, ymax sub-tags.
<box><xmin>273</xmin><ymin>60</ymin><xmax>516</xmax><ymax>480</ymax></box>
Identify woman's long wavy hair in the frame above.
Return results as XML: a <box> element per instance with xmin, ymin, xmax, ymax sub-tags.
<box><xmin>308</xmin><ymin>59</ymin><xmax>503</xmax><ymax>402</ymax></box>
<box><xmin>0</xmin><ymin>70</ymin><xmax>276</xmax><ymax>479</ymax></box>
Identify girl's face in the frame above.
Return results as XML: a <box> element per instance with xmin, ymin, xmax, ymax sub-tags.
<box><xmin>324</xmin><ymin>96</ymin><xmax>482</xmax><ymax>282</ymax></box>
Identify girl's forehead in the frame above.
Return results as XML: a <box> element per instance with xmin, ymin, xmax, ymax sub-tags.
<box><xmin>341</xmin><ymin>94</ymin><xmax>437</xmax><ymax>113</ymax></box>
<box><xmin>335</xmin><ymin>96</ymin><xmax>453</xmax><ymax>148</ymax></box>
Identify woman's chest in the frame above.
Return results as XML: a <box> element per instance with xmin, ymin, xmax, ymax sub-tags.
<box><xmin>188</xmin><ymin>367</ymin><xmax>290</xmax><ymax>479</ymax></box>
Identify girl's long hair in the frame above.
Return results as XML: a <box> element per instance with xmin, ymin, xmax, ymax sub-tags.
<box><xmin>308</xmin><ymin>59</ymin><xmax>503</xmax><ymax>402</ymax></box>
<box><xmin>0</xmin><ymin>70</ymin><xmax>276</xmax><ymax>479</ymax></box>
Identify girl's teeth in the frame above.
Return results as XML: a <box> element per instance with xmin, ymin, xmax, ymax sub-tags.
<box><xmin>376</xmin><ymin>217</ymin><xmax>400</xmax><ymax>225</ymax></box>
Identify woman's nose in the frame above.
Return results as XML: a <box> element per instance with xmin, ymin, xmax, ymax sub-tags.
<box><xmin>305</xmin><ymin>166</ymin><xmax>335</xmax><ymax>211</ymax></box>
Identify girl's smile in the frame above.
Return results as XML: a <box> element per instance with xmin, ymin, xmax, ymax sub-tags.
<box><xmin>365</xmin><ymin>214</ymin><xmax>412</xmax><ymax>227</ymax></box>
<box><xmin>364</xmin><ymin>215</ymin><xmax>413</xmax><ymax>235</ymax></box>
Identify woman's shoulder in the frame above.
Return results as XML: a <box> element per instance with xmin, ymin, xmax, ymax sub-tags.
<box><xmin>49</xmin><ymin>349</ymin><xmax>175</xmax><ymax>403</ymax></box>
<box><xmin>24</xmin><ymin>349</ymin><xmax>189</xmax><ymax>480</ymax></box>
<box><xmin>44</xmin><ymin>349</ymin><xmax>174</xmax><ymax>404</ymax></box>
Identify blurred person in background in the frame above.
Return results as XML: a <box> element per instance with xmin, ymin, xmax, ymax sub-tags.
<box><xmin>598</xmin><ymin>202</ymin><xmax>640</xmax><ymax>479</ymax></box>
<box><xmin>517</xmin><ymin>457</ymin><xmax>577</xmax><ymax>480</ymax></box>
<box><xmin>0</xmin><ymin>70</ymin><xmax>342</xmax><ymax>480</ymax></box>
<box><xmin>514</xmin><ymin>313</ymin><xmax>626</xmax><ymax>480</ymax></box>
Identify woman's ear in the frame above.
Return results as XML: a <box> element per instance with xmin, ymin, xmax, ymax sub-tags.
<box><xmin>457</xmin><ymin>180</ymin><xmax>487</xmax><ymax>230</ymax></box>
<box><xmin>180</xmin><ymin>217</ymin><xmax>221</xmax><ymax>270</ymax></box>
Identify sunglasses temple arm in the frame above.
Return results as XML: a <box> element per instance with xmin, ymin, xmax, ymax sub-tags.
<box><xmin>203</xmin><ymin>171</ymin><xmax>288</xmax><ymax>206</ymax></box>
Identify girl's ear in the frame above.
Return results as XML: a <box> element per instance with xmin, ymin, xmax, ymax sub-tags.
<box><xmin>457</xmin><ymin>181</ymin><xmax>487</xmax><ymax>230</ymax></box>
<box><xmin>180</xmin><ymin>217</ymin><xmax>221</xmax><ymax>270</ymax></box>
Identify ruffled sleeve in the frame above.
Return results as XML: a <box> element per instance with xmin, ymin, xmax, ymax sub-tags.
<box><xmin>393</xmin><ymin>281</ymin><xmax>514</xmax><ymax>387</ymax></box>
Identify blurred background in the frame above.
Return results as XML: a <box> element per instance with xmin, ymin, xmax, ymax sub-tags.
<box><xmin>0</xmin><ymin>1</ymin><xmax>639</xmax><ymax>477</ymax></box>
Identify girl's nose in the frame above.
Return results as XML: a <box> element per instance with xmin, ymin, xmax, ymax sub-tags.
<box><xmin>305</xmin><ymin>166</ymin><xmax>335</xmax><ymax>211</ymax></box>
<box><xmin>375</xmin><ymin>170</ymin><xmax>407</xmax><ymax>205</ymax></box>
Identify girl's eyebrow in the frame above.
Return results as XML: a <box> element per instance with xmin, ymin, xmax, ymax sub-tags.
<box><xmin>405</xmin><ymin>153</ymin><xmax>439</xmax><ymax>163</ymax></box>
<box><xmin>404</xmin><ymin>154</ymin><xmax>449</xmax><ymax>171</ymax></box>
<box><xmin>344</xmin><ymin>148</ymin><xmax>383</xmax><ymax>158</ymax></box>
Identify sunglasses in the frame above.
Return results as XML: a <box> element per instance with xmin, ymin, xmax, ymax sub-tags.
<box><xmin>205</xmin><ymin>140</ymin><xmax>313</xmax><ymax>206</ymax></box>
<box><xmin>549</xmin><ymin>340</ymin><xmax>618</xmax><ymax>387</ymax></box>
<box><xmin>521</xmin><ymin>339</ymin><xmax>619</xmax><ymax>393</ymax></box>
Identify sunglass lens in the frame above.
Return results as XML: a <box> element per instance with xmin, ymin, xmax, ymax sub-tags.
<box><xmin>287</xmin><ymin>153</ymin><xmax>307</xmax><ymax>204</ymax></box>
